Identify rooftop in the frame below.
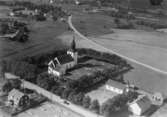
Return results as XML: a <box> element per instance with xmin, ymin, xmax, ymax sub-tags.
<box><xmin>56</xmin><ymin>54</ymin><xmax>74</xmax><ymax>65</ymax></box>
<box><xmin>106</xmin><ymin>79</ymin><xmax>126</xmax><ymax>90</ymax></box>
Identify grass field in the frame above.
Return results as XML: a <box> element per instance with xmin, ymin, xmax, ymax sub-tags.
<box><xmin>0</xmin><ymin>5</ymin><xmax>69</xmax><ymax>61</ymax></box>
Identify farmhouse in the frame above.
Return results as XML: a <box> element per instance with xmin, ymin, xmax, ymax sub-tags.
<box><xmin>7</xmin><ymin>89</ymin><xmax>30</xmax><ymax>108</ymax></box>
<box><xmin>128</xmin><ymin>95</ymin><xmax>151</xmax><ymax>116</ymax></box>
<box><xmin>105</xmin><ymin>79</ymin><xmax>128</xmax><ymax>94</ymax></box>
<box><xmin>48</xmin><ymin>39</ymin><xmax>78</xmax><ymax>77</ymax></box>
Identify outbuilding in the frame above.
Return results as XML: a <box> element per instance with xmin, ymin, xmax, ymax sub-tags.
<box><xmin>105</xmin><ymin>79</ymin><xmax>127</xmax><ymax>94</ymax></box>
<box><xmin>8</xmin><ymin>89</ymin><xmax>30</xmax><ymax>108</ymax></box>
<box><xmin>128</xmin><ymin>95</ymin><xmax>151</xmax><ymax>116</ymax></box>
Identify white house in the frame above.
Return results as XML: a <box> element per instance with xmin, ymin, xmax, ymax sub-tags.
<box><xmin>48</xmin><ymin>39</ymin><xmax>78</xmax><ymax>77</ymax></box>
<box><xmin>105</xmin><ymin>79</ymin><xmax>128</xmax><ymax>94</ymax></box>
<box><xmin>8</xmin><ymin>89</ymin><xmax>30</xmax><ymax>108</ymax></box>
<box><xmin>129</xmin><ymin>95</ymin><xmax>151</xmax><ymax>116</ymax></box>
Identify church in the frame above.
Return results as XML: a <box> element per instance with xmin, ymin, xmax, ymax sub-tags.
<box><xmin>48</xmin><ymin>39</ymin><xmax>78</xmax><ymax>77</ymax></box>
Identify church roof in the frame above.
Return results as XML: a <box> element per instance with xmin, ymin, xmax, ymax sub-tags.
<box><xmin>56</xmin><ymin>54</ymin><xmax>74</xmax><ymax>65</ymax></box>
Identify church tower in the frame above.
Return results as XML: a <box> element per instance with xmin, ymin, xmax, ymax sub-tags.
<box><xmin>67</xmin><ymin>36</ymin><xmax>78</xmax><ymax>64</ymax></box>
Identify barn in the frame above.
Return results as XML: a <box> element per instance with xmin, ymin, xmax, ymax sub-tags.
<box><xmin>128</xmin><ymin>95</ymin><xmax>151</xmax><ymax>116</ymax></box>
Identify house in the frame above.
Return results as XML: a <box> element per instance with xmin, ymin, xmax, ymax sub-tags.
<box><xmin>105</xmin><ymin>79</ymin><xmax>128</xmax><ymax>94</ymax></box>
<box><xmin>128</xmin><ymin>95</ymin><xmax>151</xmax><ymax>116</ymax></box>
<box><xmin>8</xmin><ymin>89</ymin><xmax>29</xmax><ymax>108</ymax></box>
<box><xmin>48</xmin><ymin>39</ymin><xmax>78</xmax><ymax>77</ymax></box>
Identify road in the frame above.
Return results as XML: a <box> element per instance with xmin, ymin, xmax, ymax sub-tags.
<box><xmin>22</xmin><ymin>80</ymin><xmax>102</xmax><ymax>117</ymax></box>
<box><xmin>68</xmin><ymin>15</ymin><xmax>167</xmax><ymax>75</ymax></box>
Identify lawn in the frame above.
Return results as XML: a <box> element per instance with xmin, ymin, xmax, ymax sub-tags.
<box><xmin>66</xmin><ymin>56</ymin><xmax>115</xmax><ymax>80</ymax></box>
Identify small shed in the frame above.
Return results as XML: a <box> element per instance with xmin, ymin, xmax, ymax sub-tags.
<box><xmin>8</xmin><ymin>89</ymin><xmax>29</xmax><ymax>108</ymax></box>
<box><xmin>129</xmin><ymin>95</ymin><xmax>151</xmax><ymax>116</ymax></box>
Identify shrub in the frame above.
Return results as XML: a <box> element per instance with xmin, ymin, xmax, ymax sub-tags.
<box><xmin>90</xmin><ymin>99</ymin><xmax>100</xmax><ymax>114</ymax></box>
<box><xmin>82</xmin><ymin>95</ymin><xmax>91</xmax><ymax>108</ymax></box>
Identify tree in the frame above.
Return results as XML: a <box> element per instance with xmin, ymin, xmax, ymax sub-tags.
<box><xmin>82</xmin><ymin>96</ymin><xmax>91</xmax><ymax>108</ymax></box>
<box><xmin>1</xmin><ymin>23</ymin><xmax>9</xmax><ymax>34</ymax></box>
<box><xmin>150</xmin><ymin>0</ymin><xmax>163</xmax><ymax>5</ymax></box>
<box><xmin>73</xmin><ymin>92</ymin><xmax>84</xmax><ymax>105</ymax></box>
<box><xmin>90</xmin><ymin>99</ymin><xmax>100</xmax><ymax>114</ymax></box>
<box><xmin>100</xmin><ymin>98</ymin><xmax>115</xmax><ymax>115</ymax></box>
<box><xmin>68</xmin><ymin>90</ymin><xmax>76</xmax><ymax>102</ymax></box>
<box><xmin>52</xmin><ymin>86</ymin><xmax>64</xmax><ymax>96</ymax></box>
<box><xmin>2</xmin><ymin>82</ymin><xmax>12</xmax><ymax>94</ymax></box>
<box><xmin>36</xmin><ymin>73</ymin><xmax>52</xmax><ymax>90</ymax></box>
<box><xmin>61</xmin><ymin>88</ymin><xmax>72</xmax><ymax>99</ymax></box>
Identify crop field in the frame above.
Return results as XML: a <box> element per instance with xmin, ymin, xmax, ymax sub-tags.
<box><xmin>91</xmin><ymin>29</ymin><xmax>167</xmax><ymax>72</ymax></box>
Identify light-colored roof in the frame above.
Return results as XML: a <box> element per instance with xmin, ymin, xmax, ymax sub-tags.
<box><xmin>130</xmin><ymin>95</ymin><xmax>151</xmax><ymax>110</ymax></box>
<box><xmin>8</xmin><ymin>89</ymin><xmax>24</xmax><ymax>100</ymax></box>
<box><xmin>5</xmin><ymin>72</ymin><xmax>20</xmax><ymax>79</ymax></box>
<box><xmin>106</xmin><ymin>79</ymin><xmax>126</xmax><ymax>90</ymax></box>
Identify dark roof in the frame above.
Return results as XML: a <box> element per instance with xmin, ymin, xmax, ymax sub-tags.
<box><xmin>106</xmin><ymin>80</ymin><xmax>126</xmax><ymax>90</ymax></box>
<box><xmin>53</xmin><ymin>59</ymin><xmax>58</xmax><ymax>66</ymax></box>
<box><xmin>56</xmin><ymin>54</ymin><xmax>74</xmax><ymax>65</ymax></box>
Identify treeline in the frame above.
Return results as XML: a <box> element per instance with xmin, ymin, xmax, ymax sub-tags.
<box><xmin>1</xmin><ymin>60</ymin><xmax>38</xmax><ymax>82</ymax></box>
<box><xmin>136</xmin><ymin>20</ymin><xmax>167</xmax><ymax>29</ymax></box>
<box><xmin>78</xmin><ymin>48</ymin><xmax>131</xmax><ymax>68</ymax></box>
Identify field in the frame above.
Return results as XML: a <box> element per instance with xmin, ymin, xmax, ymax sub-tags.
<box><xmin>0</xmin><ymin>5</ymin><xmax>69</xmax><ymax>61</ymax></box>
<box><xmin>91</xmin><ymin>29</ymin><xmax>167</xmax><ymax>72</ymax></box>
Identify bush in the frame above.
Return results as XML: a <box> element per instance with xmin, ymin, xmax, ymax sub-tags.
<box><xmin>2</xmin><ymin>82</ymin><xmax>13</xmax><ymax>94</ymax></box>
<box><xmin>90</xmin><ymin>99</ymin><xmax>100</xmax><ymax>114</ymax></box>
<box><xmin>82</xmin><ymin>96</ymin><xmax>91</xmax><ymax>108</ymax></box>
<box><xmin>36</xmin><ymin>72</ymin><xmax>55</xmax><ymax>90</ymax></box>
<box><xmin>0</xmin><ymin>23</ymin><xmax>9</xmax><ymax>34</ymax></box>
<box><xmin>35</xmin><ymin>14</ymin><xmax>46</xmax><ymax>21</ymax></box>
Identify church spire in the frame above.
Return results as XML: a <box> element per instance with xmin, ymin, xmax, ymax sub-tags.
<box><xmin>71</xmin><ymin>35</ymin><xmax>76</xmax><ymax>52</ymax></box>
